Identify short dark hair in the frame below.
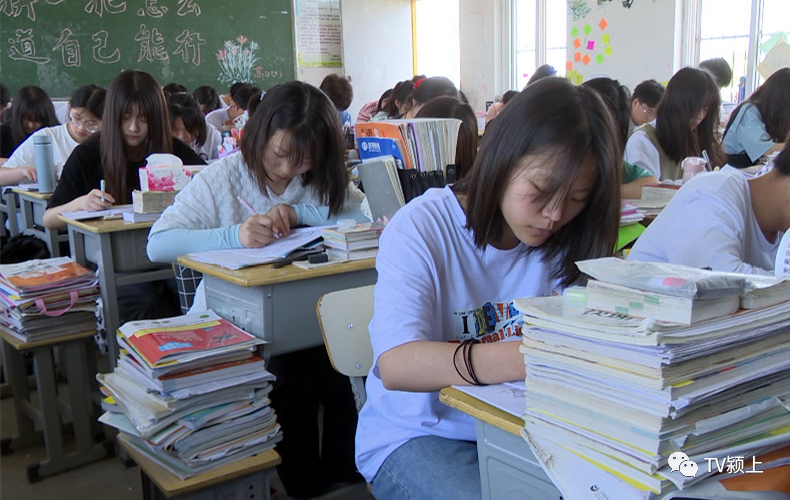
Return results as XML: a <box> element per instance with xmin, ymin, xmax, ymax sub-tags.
<box><xmin>774</xmin><ymin>142</ymin><xmax>790</xmax><ymax>176</ymax></box>
<box><xmin>229</xmin><ymin>82</ymin><xmax>246</xmax><ymax>95</ymax></box>
<box><xmin>192</xmin><ymin>85</ymin><xmax>221</xmax><ymax>115</ymax></box>
<box><xmin>9</xmin><ymin>85</ymin><xmax>59</xmax><ymax>147</ymax></box>
<box><xmin>582</xmin><ymin>77</ymin><xmax>631</xmax><ymax>150</ymax></box>
<box><xmin>502</xmin><ymin>90</ymin><xmax>519</xmax><ymax>105</ymax></box>
<box><xmin>240</xmin><ymin>81</ymin><xmax>348</xmax><ymax>215</ymax></box>
<box><xmin>377</xmin><ymin>89</ymin><xmax>393</xmax><ymax>113</ymax></box>
<box><xmin>699</xmin><ymin>57</ymin><xmax>733</xmax><ymax>88</ymax></box>
<box><xmin>725</xmin><ymin>67</ymin><xmax>790</xmax><ymax>144</ymax></box>
<box><xmin>631</xmin><ymin>79</ymin><xmax>665</xmax><ymax>107</ymax></box>
<box><xmin>411</xmin><ymin>77</ymin><xmax>458</xmax><ymax>106</ymax></box>
<box><xmin>0</xmin><ymin>82</ymin><xmax>10</xmax><ymax>107</ymax></box>
<box><xmin>168</xmin><ymin>92</ymin><xmax>207</xmax><ymax>147</ymax></box>
<box><xmin>416</xmin><ymin>96</ymin><xmax>479</xmax><ymax>179</ymax></box>
<box><xmin>319</xmin><ymin>74</ymin><xmax>354</xmax><ymax>111</ymax></box>
<box><xmin>453</xmin><ymin>77</ymin><xmax>622</xmax><ymax>288</ymax></box>
<box><xmin>231</xmin><ymin>84</ymin><xmax>261</xmax><ymax>111</ymax></box>
<box><xmin>526</xmin><ymin>64</ymin><xmax>557</xmax><ymax>87</ymax></box>
<box><xmin>163</xmin><ymin>83</ymin><xmax>188</xmax><ymax>97</ymax></box>
<box><xmin>386</xmin><ymin>80</ymin><xmax>414</xmax><ymax>117</ymax></box>
<box><xmin>656</xmin><ymin>67</ymin><xmax>725</xmax><ymax>166</ymax></box>
<box><xmin>70</xmin><ymin>84</ymin><xmax>106</xmax><ymax>120</ymax></box>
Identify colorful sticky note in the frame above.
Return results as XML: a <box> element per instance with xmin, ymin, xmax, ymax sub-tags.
<box><xmin>605</xmin><ymin>46</ymin><xmax>613</xmax><ymax>56</ymax></box>
<box><xmin>583</xmin><ymin>24</ymin><xmax>592</xmax><ymax>36</ymax></box>
<box><xmin>596</xmin><ymin>54</ymin><xmax>605</xmax><ymax>64</ymax></box>
<box><xmin>566</xmin><ymin>61</ymin><xmax>573</xmax><ymax>72</ymax></box>
<box><xmin>599</xmin><ymin>18</ymin><xmax>608</xmax><ymax>31</ymax></box>
<box><xmin>582</xmin><ymin>54</ymin><xmax>591</xmax><ymax>66</ymax></box>
<box><xmin>573</xmin><ymin>38</ymin><xmax>581</xmax><ymax>49</ymax></box>
<box><xmin>571</xmin><ymin>27</ymin><xmax>579</xmax><ymax>37</ymax></box>
<box><xmin>587</xmin><ymin>41</ymin><xmax>595</xmax><ymax>50</ymax></box>
<box><xmin>575</xmin><ymin>73</ymin><xmax>583</xmax><ymax>85</ymax></box>
<box><xmin>602</xmin><ymin>33</ymin><xmax>610</xmax><ymax>44</ymax></box>
<box><xmin>574</xmin><ymin>52</ymin><xmax>582</xmax><ymax>62</ymax></box>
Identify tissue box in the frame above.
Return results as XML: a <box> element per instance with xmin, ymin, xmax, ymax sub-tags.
<box><xmin>133</xmin><ymin>190</ymin><xmax>177</xmax><ymax>213</ymax></box>
<box><xmin>138</xmin><ymin>165</ymin><xmax>205</xmax><ymax>192</ymax></box>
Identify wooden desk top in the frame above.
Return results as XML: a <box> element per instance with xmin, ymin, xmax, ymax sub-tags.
<box><xmin>178</xmin><ymin>255</ymin><xmax>376</xmax><ymax>288</ymax></box>
<box><xmin>440</xmin><ymin>386</ymin><xmax>524</xmax><ymax>437</ymax></box>
<box><xmin>119</xmin><ymin>437</ymin><xmax>281</xmax><ymax>497</ymax></box>
<box><xmin>0</xmin><ymin>326</ymin><xmax>97</xmax><ymax>351</ymax></box>
<box><xmin>57</xmin><ymin>214</ymin><xmax>155</xmax><ymax>234</ymax></box>
<box><xmin>12</xmin><ymin>189</ymin><xmax>52</xmax><ymax>200</ymax></box>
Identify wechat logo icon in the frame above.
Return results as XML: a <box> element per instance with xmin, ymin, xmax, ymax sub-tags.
<box><xmin>668</xmin><ymin>452</ymin><xmax>698</xmax><ymax>478</ymax></box>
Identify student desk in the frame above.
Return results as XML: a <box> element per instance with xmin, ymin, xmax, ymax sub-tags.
<box><xmin>0</xmin><ymin>187</ymin><xmax>20</xmax><ymax>238</ymax></box>
<box><xmin>119</xmin><ymin>436</ymin><xmax>281</xmax><ymax>500</ymax></box>
<box><xmin>439</xmin><ymin>387</ymin><xmax>563</xmax><ymax>500</ymax></box>
<box><xmin>176</xmin><ymin>256</ymin><xmax>378</xmax><ymax>357</ymax></box>
<box><xmin>13</xmin><ymin>189</ymin><xmax>69</xmax><ymax>257</ymax></box>
<box><xmin>0</xmin><ymin>326</ymin><xmax>111</xmax><ymax>482</ymax></box>
<box><xmin>58</xmin><ymin>216</ymin><xmax>175</xmax><ymax>367</ymax></box>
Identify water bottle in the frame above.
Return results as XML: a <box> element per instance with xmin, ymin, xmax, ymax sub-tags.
<box><xmin>34</xmin><ymin>135</ymin><xmax>56</xmax><ymax>193</ymax></box>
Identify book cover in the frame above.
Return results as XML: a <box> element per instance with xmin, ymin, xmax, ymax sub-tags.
<box><xmin>357</xmin><ymin>137</ymin><xmax>409</xmax><ymax>169</ymax></box>
<box><xmin>355</xmin><ymin>123</ymin><xmax>414</xmax><ymax>169</ymax></box>
<box><xmin>0</xmin><ymin>257</ymin><xmax>93</xmax><ymax>291</ymax></box>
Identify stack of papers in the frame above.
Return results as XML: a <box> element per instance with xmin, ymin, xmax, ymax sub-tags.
<box><xmin>97</xmin><ymin>311</ymin><xmax>281</xmax><ymax>480</ymax></box>
<box><xmin>621</xmin><ymin>202</ymin><xmax>646</xmax><ymax>226</ymax></box>
<box><xmin>0</xmin><ymin>257</ymin><xmax>99</xmax><ymax>342</ymax></box>
<box><xmin>514</xmin><ymin>259</ymin><xmax>790</xmax><ymax>499</ymax></box>
<box><xmin>61</xmin><ymin>204</ymin><xmax>134</xmax><ymax>221</ymax></box>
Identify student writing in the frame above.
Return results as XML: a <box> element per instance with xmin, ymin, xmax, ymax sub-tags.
<box><xmin>0</xmin><ymin>85</ymin><xmax>59</xmax><ymax>159</ymax></box>
<box><xmin>355</xmin><ymin>77</ymin><xmax>622</xmax><ymax>500</ymax></box>
<box><xmin>1</xmin><ymin>84</ymin><xmax>105</xmax><ymax>186</ymax></box>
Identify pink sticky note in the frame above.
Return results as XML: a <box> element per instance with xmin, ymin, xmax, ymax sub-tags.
<box><xmin>587</xmin><ymin>41</ymin><xmax>595</xmax><ymax>50</ymax></box>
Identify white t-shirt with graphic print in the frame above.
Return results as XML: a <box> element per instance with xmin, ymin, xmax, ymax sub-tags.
<box><xmin>355</xmin><ymin>186</ymin><xmax>561</xmax><ymax>482</ymax></box>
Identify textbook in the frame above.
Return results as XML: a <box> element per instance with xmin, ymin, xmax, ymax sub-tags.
<box><xmin>61</xmin><ymin>204</ymin><xmax>134</xmax><ymax>221</ymax></box>
<box><xmin>357</xmin><ymin>157</ymin><xmax>405</xmax><ymax>221</ymax></box>
<box><xmin>357</xmin><ymin>137</ymin><xmax>409</xmax><ymax>169</ymax></box>
<box><xmin>122</xmin><ymin>211</ymin><xmax>161</xmax><ymax>223</ymax></box>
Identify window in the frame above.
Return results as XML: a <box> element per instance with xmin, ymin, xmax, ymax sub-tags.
<box><xmin>414</xmin><ymin>0</ymin><xmax>461</xmax><ymax>88</ymax></box>
<box><xmin>695</xmin><ymin>0</ymin><xmax>789</xmax><ymax>104</ymax></box>
<box><xmin>513</xmin><ymin>0</ymin><xmax>567</xmax><ymax>90</ymax></box>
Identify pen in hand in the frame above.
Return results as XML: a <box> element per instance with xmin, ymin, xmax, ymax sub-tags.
<box><xmin>100</xmin><ymin>179</ymin><xmax>105</xmax><ymax>202</ymax></box>
<box><xmin>238</xmin><ymin>196</ymin><xmax>280</xmax><ymax>239</ymax></box>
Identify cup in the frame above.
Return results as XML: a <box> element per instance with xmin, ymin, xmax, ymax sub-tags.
<box><xmin>34</xmin><ymin>135</ymin><xmax>56</xmax><ymax>193</ymax></box>
<box><xmin>681</xmin><ymin>157</ymin><xmax>706</xmax><ymax>184</ymax></box>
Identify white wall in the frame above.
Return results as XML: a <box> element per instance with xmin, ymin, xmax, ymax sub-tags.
<box><xmin>297</xmin><ymin>0</ymin><xmax>414</xmax><ymax>121</ymax></box>
<box><xmin>565</xmin><ymin>0</ymin><xmax>684</xmax><ymax>89</ymax></box>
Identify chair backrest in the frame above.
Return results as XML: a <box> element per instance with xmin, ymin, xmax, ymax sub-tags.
<box><xmin>316</xmin><ymin>285</ymin><xmax>375</xmax><ymax>378</ymax></box>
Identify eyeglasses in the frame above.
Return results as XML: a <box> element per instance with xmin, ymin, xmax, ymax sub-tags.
<box><xmin>69</xmin><ymin>116</ymin><xmax>101</xmax><ymax>133</ymax></box>
<box><xmin>641</xmin><ymin>105</ymin><xmax>657</xmax><ymax>120</ymax></box>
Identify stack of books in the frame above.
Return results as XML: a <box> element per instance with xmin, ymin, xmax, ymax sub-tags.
<box><xmin>97</xmin><ymin>311</ymin><xmax>282</xmax><ymax>480</ymax></box>
<box><xmin>322</xmin><ymin>223</ymin><xmax>383</xmax><ymax>261</ymax></box>
<box><xmin>0</xmin><ymin>257</ymin><xmax>100</xmax><ymax>342</ymax></box>
<box><xmin>514</xmin><ymin>258</ymin><xmax>790</xmax><ymax>498</ymax></box>
<box><xmin>621</xmin><ymin>201</ymin><xmax>645</xmax><ymax>226</ymax></box>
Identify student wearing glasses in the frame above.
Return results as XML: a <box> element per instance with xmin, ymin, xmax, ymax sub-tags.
<box><xmin>0</xmin><ymin>84</ymin><xmax>106</xmax><ymax>186</ymax></box>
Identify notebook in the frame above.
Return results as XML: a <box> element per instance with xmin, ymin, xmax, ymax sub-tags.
<box><xmin>61</xmin><ymin>204</ymin><xmax>135</xmax><ymax>221</ymax></box>
<box><xmin>358</xmin><ymin>157</ymin><xmax>405</xmax><ymax>222</ymax></box>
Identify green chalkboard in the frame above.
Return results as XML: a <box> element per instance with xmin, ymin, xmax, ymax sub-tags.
<box><xmin>1</xmin><ymin>0</ymin><xmax>295</xmax><ymax>97</ymax></box>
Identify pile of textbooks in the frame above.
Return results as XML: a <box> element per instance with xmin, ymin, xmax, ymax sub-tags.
<box><xmin>322</xmin><ymin>223</ymin><xmax>383</xmax><ymax>261</ymax></box>
<box><xmin>97</xmin><ymin>311</ymin><xmax>282</xmax><ymax>479</ymax></box>
<box><xmin>0</xmin><ymin>257</ymin><xmax>100</xmax><ymax>342</ymax></box>
<box><xmin>515</xmin><ymin>258</ymin><xmax>790</xmax><ymax>499</ymax></box>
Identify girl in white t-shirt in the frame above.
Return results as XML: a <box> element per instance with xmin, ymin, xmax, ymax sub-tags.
<box><xmin>167</xmin><ymin>92</ymin><xmax>222</xmax><ymax>162</ymax></box>
<box><xmin>0</xmin><ymin>84</ymin><xmax>105</xmax><ymax>186</ymax></box>
<box><xmin>353</xmin><ymin>77</ymin><xmax>623</xmax><ymax>500</ymax></box>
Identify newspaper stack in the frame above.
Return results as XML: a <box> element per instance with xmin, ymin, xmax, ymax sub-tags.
<box><xmin>97</xmin><ymin>311</ymin><xmax>282</xmax><ymax>479</ymax></box>
<box><xmin>0</xmin><ymin>257</ymin><xmax>100</xmax><ymax>342</ymax></box>
<box><xmin>515</xmin><ymin>258</ymin><xmax>790</xmax><ymax>499</ymax></box>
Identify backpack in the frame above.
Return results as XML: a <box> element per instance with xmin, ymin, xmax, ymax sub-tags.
<box><xmin>0</xmin><ymin>235</ymin><xmax>51</xmax><ymax>264</ymax></box>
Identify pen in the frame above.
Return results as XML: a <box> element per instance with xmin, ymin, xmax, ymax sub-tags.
<box><xmin>702</xmin><ymin>150</ymin><xmax>712</xmax><ymax>172</ymax></box>
<box><xmin>100</xmin><ymin>179</ymin><xmax>105</xmax><ymax>202</ymax></box>
<box><xmin>238</xmin><ymin>196</ymin><xmax>280</xmax><ymax>239</ymax></box>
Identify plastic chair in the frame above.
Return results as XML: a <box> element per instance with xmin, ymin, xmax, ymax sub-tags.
<box><xmin>316</xmin><ymin>285</ymin><xmax>374</xmax><ymax>412</ymax></box>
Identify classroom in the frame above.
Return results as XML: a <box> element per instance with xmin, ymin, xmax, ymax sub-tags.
<box><xmin>1</xmin><ymin>0</ymin><xmax>790</xmax><ymax>499</ymax></box>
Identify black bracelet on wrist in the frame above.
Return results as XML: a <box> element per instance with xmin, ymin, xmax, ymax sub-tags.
<box><xmin>453</xmin><ymin>341</ymin><xmax>475</xmax><ymax>385</ymax></box>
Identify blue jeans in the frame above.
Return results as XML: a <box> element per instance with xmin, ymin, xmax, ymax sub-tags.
<box><xmin>370</xmin><ymin>436</ymin><xmax>482</xmax><ymax>500</ymax></box>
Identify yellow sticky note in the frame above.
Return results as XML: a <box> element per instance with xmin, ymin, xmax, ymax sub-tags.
<box><xmin>605</xmin><ymin>46</ymin><xmax>613</xmax><ymax>56</ymax></box>
<box><xmin>602</xmin><ymin>34</ymin><xmax>610</xmax><ymax>44</ymax></box>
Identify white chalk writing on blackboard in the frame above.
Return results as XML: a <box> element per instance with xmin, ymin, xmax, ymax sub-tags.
<box><xmin>254</xmin><ymin>67</ymin><xmax>283</xmax><ymax>80</ymax></box>
<box><xmin>45</xmin><ymin>0</ymin><xmax>66</xmax><ymax>4</ymax></box>
<box><xmin>174</xmin><ymin>29</ymin><xmax>205</xmax><ymax>66</ymax></box>
<box><xmin>2</xmin><ymin>0</ymin><xmax>39</xmax><ymax>21</ymax></box>
<box><xmin>84</xmin><ymin>0</ymin><xmax>126</xmax><ymax>17</ymax></box>
<box><xmin>137</xmin><ymin>0</ymin><xmax>166</xmax><ymax>17</ymax></box>
<box><xmin>92</xmin><ymin>30</ymin><xmax>121</xmax><ymax>63</ymax></box>
<box><xmin>8</xmin><ymin>28</ymin><xmax>50</xmax><ymax>64</ymax></box>
<box><xmin>135</xmin><ymin>24</ymin><xmax>168</xmax><ymax>62</ymax></box>
<box><xmin>177</xmin><ymin>0</ymin><xmax>200</xmax><ymax>16</ymax></box>
<box><xmin>53</xmin><ymin>28</ymin><xmax>81</xmax><ymax>67</ymax></box>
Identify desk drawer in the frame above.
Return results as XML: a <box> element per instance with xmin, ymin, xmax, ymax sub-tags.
<box><xmin>83</xmin><ymin>229</ymin><xmax>160</xmax><ymax>272</ymax></box>
<box><xmin>476</xmin><ymin>421</ymin><xmax>562</xmax><ymax>500</ymax></box>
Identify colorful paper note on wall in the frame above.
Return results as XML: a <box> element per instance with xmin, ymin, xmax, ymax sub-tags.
<box><xmin>574</xmin><ymin>73</ymin><xmax>583</xmax><ymax>85</ymax></box>
<box><xmin>583</xmin><ymin>24</ymin><xmax>592</xmax><ymax>36</ymax></box>
<box><xmin>599</xmin><ymin>18</ymin><xmax>608</xmax><ymax>31</ymax></box>
<box><xmin>605</xmin><ymin>46</ymin><xmax>613</xmax><ymax>56</ymax></box>
<box><xmin>583</xmin><ymin>54</ymin><xmax>591</xmax><ymax>66</ymax></box>
<box><xmin>574</xmin><ymin>52</ymin><xmax>582</xmax><ymax>62</ymax></box>
<box><xmin>596</xmin><ymin>54</ymin><xmax>605</xmax><ymax>64</ymax></box>
<box><xmin>602</xmin><ymin>34</ymin><xmax>610</xmax><ymax>44</ymax></box>
<box><xmin>587</xmin><ymin>41</ymin><xmax>595</xmax><ymax>50</ymax></box>
<box><xmin>571</xmin><ymin>27</ymin><xmax>579</xmax><ymax>37</ymax></box>
<box><xmin>566</xmin><ymin>61</ymin><xmax>573</xmax><ymax>71</ymax></box>
<box><xmin>573</xmin><ymin>38</ymin><xmax>582</xmax><ymax>49</ymax></box>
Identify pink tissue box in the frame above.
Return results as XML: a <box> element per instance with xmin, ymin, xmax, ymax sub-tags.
<box><xmin>138</xmin><ymin>165</ymin><xmax>205</xmax><ymax>192</ymax></box>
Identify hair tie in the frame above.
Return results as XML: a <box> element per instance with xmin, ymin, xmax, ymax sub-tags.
<box><xmin>414</xmin><ymin>77</ymin><xmax>426</xmax><ymax>90</ymax></box>
<box><xmin>260</xmin><ymin>90</ymin><xmax>266</xmax><ymax>101</ymax></box>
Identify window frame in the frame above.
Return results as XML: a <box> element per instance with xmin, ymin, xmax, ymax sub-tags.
<box><xmin>509</xmin><ymin>0</ymin><xmax>565</xmax><ymax>90</ymax></box>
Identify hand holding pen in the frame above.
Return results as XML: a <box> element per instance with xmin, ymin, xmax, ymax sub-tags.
<box><xmin>237</xmin><ymin>196</ymin><xmax>282</xmax><ymax>248</ymax></box>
